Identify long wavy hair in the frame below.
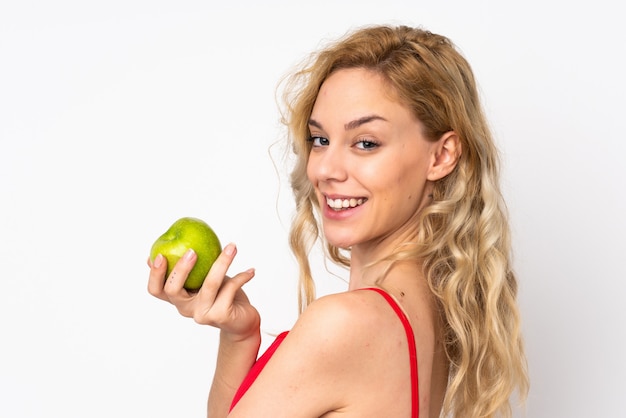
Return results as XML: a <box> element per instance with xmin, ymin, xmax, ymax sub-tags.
<box><xmin>278</xmin><ymin>24</ymin><xmax>529</xmax><ymax>417</ymax></box>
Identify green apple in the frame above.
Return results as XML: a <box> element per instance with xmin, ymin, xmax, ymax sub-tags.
<box><xmin>150</xmin><ymin>217</ymin><xmax>222</xmax><ymax>290</ymax></box>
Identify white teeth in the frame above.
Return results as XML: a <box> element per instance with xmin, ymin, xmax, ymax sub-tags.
<box><xmin>326</xmin><ymin>197</ymin><xmax>365</xmax><ymax>210</ymax></box>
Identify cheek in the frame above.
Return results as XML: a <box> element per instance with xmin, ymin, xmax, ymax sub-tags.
<box><xmin>396</xmin><ymin>165</ymin><xmax>429</xmax><ymax>202</ymax></box>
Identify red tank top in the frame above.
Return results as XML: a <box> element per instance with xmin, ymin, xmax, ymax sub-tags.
<box><xmin>229</xmin><ymin>287</ymin><xmax>419</xmax><ymax>417</ymax></box>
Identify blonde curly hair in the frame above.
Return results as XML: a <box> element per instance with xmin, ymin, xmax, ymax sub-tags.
<box><xmin>278</xmin><ymin>24</ymin><xmax>529</xmax><ymax>417</ymax></box>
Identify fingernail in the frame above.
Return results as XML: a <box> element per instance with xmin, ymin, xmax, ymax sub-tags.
<box><xmin>184</xmin><ymin>248</ymin><xmax>196</xmax><ymax>260</ymax></box>
<box><xmin>224</xmin><ymin>243</ymin><xmax>236</xmax><ymax>256</ymax></box>
<box><xmin>154</xmin><ymin>254</ymin><xmax>163</xmax><ymax>268</ymax></box>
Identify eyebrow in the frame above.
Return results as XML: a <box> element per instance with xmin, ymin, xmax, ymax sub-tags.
<box><xmin>308</xmin><ymin>115</ymin><xmax>388</xmax><ymax>131</ymax></box>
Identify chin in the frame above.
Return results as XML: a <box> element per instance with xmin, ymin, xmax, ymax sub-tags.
<box><xmin>324</xmin><ymin>234</ymin><xmax>355</xmax><ymax>251</ymax></box>
<box><xmin>322</xmin><ymin>220</ymin><xmax>366</xmax><ymax>249</ymax></box>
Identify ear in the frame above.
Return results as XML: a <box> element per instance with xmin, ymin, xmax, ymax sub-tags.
<box><xmin>427</xmin><ymin>131</ymin><xmax>462</xmax><ymax>181</ymax></box>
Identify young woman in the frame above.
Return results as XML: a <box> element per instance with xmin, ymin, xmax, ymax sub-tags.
<box><xmin>148</xmin><ymin>24</ymin><xmax>529</xmax><ymax>417</ymax></box>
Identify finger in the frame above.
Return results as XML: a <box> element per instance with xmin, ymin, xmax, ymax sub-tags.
<box><xmin>147</xmin><ymin>253</ymin><xmax>169</xmax><ymax>301</ymax></box>
<box><xmin>211</xmin><ymin>268</ymin><xmax>256</xmax><ymax>311</ymax></box>
<box><xmin>199</xmin><ymin>243</ymin><xmax>238</xmax><ymax>298</ymax></box>
<box><xmin>193</xmin><ymin>268</ymin><xmax>255</xmax><ymax>327</ymax></box>
<box><xmin>163</xmin><ymin>249</ymin><xmax>197</xmax><ymax>297</ymax></box>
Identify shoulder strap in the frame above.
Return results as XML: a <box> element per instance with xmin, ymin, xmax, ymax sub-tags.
<box><xmin>230</xmin><ymin>331</ymin><xmax>289</xmax><ymax>411</ymax></box>
<box><xmin>361</xmin><ymin>287</ymin><xmax>419</xmax><ymax>418</ymax></box>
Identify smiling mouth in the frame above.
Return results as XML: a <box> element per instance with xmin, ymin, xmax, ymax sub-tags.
<box><xmin>326</xmin><ymin>197</ymin><xmax>367</xmax><ymax>210</ymax></box>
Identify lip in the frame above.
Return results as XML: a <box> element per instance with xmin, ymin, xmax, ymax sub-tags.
<box><xmin>320</xmin><ymin>193</ymin><xmax>367</xmax><ymax>220</ymax></box>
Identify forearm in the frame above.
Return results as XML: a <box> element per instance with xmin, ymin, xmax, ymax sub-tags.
<box><xmin>207</xmin><ymin>329</ymin><xmax>261</xmax><ymax>418</ymax></box>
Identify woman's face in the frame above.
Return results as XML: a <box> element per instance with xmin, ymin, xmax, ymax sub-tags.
<box><xmin>306</xmin><ymin>68</ymin><xmax>442</xmax><ymax>255</ymax></box>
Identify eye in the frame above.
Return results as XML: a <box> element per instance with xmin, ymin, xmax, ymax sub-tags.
<box><xmin>307</xmin><ymin>136</ymin><xmax>329</xmax><ymax>147</ymax></box>
<box><xmin>354</xmin><ymin>139</ymin><xmax>380</xmax><ymax>150</ymax></box>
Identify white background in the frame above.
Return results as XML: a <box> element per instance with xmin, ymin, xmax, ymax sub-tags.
<box><xmin>1</xmin><ymin>1</ymin><xmax>624</xmax><ymax>417</ymax></box>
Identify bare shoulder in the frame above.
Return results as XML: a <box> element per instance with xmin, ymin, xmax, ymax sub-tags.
<box><xmin>291</xmin><ymin>290</ymin><xmax>392</xmax><ymax>344</ymax></box>
<box><xmin>283</xmin><ymin>289</ymin><xmax>410</xmax><ymax>368</ymax></box>
<box><xmin>267</xmin><ymin>289</ymin><xmax>402</xmax><ymax>382</ymax></box>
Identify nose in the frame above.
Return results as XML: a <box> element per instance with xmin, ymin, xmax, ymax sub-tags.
<box><xmin>307</xmin><ymin>144</ymin><xmax>348</xmax><ymax>183</ymax></box>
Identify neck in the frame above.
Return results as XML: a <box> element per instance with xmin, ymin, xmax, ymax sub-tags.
<box><xmin>347</xmin><ymin>225</ymin><xmax>422</xmax><ymax>291</ymax></box>
<box><xmin>348</xmin><ymin>247</ymin><xmax>422</xmax><ymax>292</ymax></box>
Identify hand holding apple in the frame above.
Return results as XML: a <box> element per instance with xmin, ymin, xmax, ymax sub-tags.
<box><xmin>149</xmin><ymin>217</ymin><xmax>222</xmax><ymax>290</ymax></box>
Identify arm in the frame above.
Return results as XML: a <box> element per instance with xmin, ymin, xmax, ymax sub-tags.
<box><xmin>147</xmin><ymin>243</ymin><xmax>261</xmax><ymax>417</ymax></box>
<box><xmin>208</xmin><ymin>328</ymin><xmax>260</xmax><ymax>417</ymax></box>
